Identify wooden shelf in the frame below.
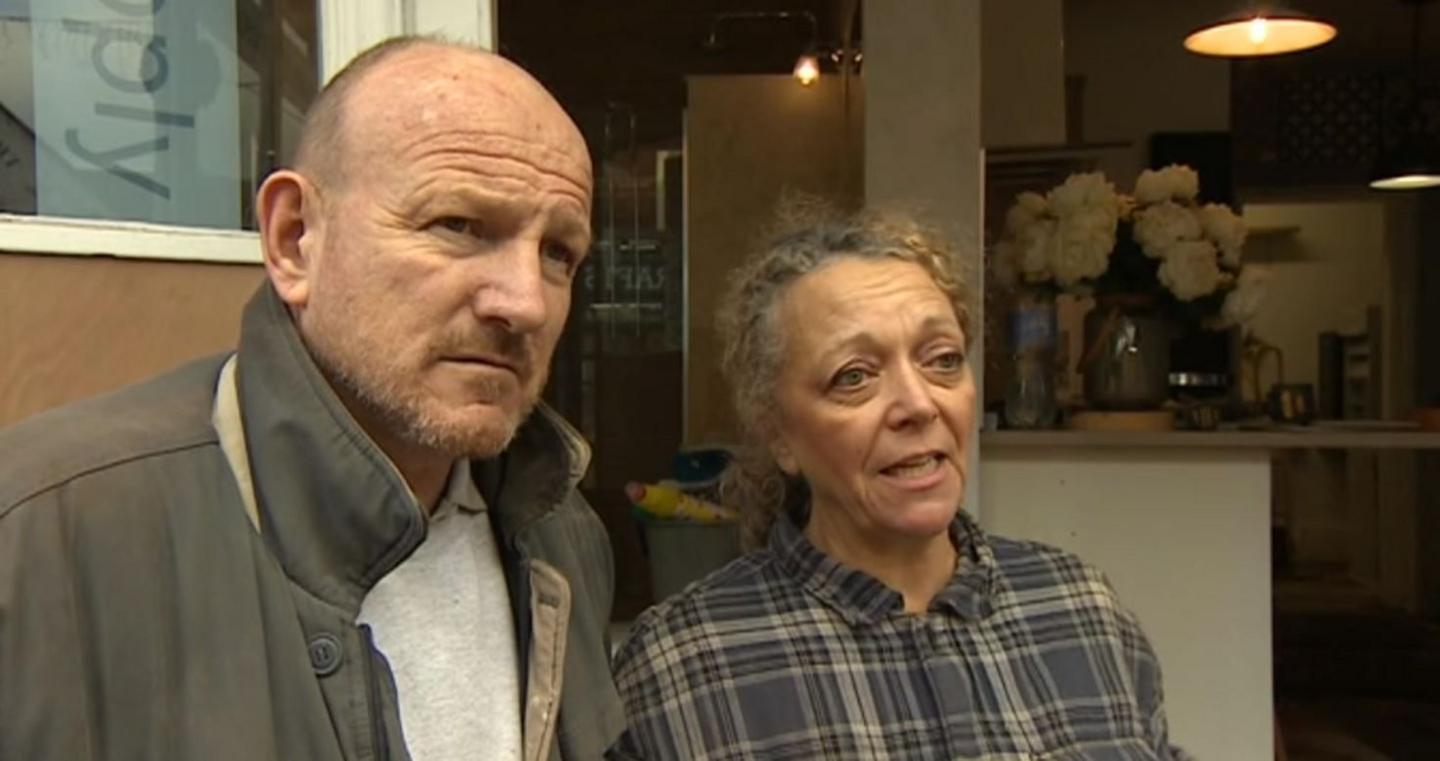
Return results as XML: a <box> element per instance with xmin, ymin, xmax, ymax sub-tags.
<box><xmin>1246</xmin><ymin>223</ymin><xmax>1300</xmax><ymax>238</ymax></box>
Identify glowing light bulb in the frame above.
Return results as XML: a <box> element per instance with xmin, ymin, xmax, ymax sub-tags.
<box><xmin>1249</xmin><ymin>16</ymin><xmax>1268</xmax><ymax>45</ymax></box>
<box><xmin>793</xmin><ymin>54</ymin><xmax>820</xmax><ymax>86</ymax></box>
<box><xmin>1184</xmin><ymin>13</ymin><xmax>1336</xmax><ymax>57</ymax></box>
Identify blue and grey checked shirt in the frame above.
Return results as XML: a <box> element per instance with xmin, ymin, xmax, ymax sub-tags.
<box><xmin>611</xmin><ymin>511</ymin><xmax>1189</xmax><ymax>760</ymax></box>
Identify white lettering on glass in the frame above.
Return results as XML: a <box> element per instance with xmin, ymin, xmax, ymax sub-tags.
<box><xmin>31</xmin><ymin>0</ymin><xmax>239</xmax><ymax>227</ymax></box>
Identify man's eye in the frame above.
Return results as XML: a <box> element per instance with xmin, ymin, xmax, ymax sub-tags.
<box><xmin>541</xmin><ymin>240</ymin><xmax>579</xmax><ymax>272</ymax></box>
<box><xmin>432</xmin><ymin>217</ymin><xmax>479</xmax><ymax>236</ymax></box>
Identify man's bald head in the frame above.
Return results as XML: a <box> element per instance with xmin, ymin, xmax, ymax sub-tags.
<box><xmin>256</xmin><ymin>35</ymin><xmax>593</xmax><ymax>495</ymax></box>
<box><xmin>292</xmin><ymin>37</ymin><xmax>588</xmax><ymax>193</ymax></box>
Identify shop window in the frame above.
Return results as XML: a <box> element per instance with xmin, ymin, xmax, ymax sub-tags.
<box><xmin>0</xmin><ymin>0</ymin><xmax>318</xmax><ymax>230</ymax></box>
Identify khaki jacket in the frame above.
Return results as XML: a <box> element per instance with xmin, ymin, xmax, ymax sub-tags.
<box><xmin>0</xmin><ymin>285</ymin><xmax>625</xmax><ymax>760</ymax></box>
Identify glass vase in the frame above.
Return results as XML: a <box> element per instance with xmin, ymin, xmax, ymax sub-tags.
<box><xmin>1004</xmin><ymin>287</ymin><xmax>1058</xmax><ymax>428</ymax></box>
<box><xmin>1081</xmin><ymin>295</ymin><xmax>1171</xmax><ymax>410</ymax></box>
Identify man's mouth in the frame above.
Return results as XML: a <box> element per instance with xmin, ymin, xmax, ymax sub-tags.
<box><xmin>444</xmin><ymin>354</ymin><xmax>522</xmax><ymax>375</ymax></box>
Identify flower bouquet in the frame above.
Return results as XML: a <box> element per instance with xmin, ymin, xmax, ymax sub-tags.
<box><xmin>993</xmin><ymin>164</ymin><xmax>1267</xmax><ymax>329</ymax></box>
<box><xmin>993</xmin><ymin>164</ymin><xmax>1269</xmax><ymax>415</ymax></box>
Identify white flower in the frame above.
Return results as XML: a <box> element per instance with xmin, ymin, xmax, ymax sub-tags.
<box><xmin>1199</xmin><ymin>203</ymin><xmax>1247</xmax><ymax>268</ymax></box>
<box><xmin>1132</xmin><ymin>201</ymin><xmax>1202</xmax><ymax>259</ymax></box>
<box><xmin>1016</xmin><ymin>221</ymin><xmax>1057</xmax><ymax>282</ymax></box>
<box><xmin>1047</xmin><ymin>172</ymin><xmax>1122</xmax><ymax>218</ymax></box>
<box><xmin>1157</xmin><ymin>239</ymin><xmax>1223</xmax><ymax>301</ymax></box>
<box><xmin>1219</xmin><ymin>266</ymin><xmax>1269</xmax><ymax>326</ymax></box>
<box><xmin>1134</xmin><ymin>164</ymin><xmax>1200</xmax><ymax>205</ymax></box>
<box><xmin>1050</xmin><ymin>216</ymin><xmax>1113</xmax><ymax>286</ymax></box>
<box><xmin>997</xmin><ymin>191</ymin><xmax>1060</xmax><ymax>285</ymax></box>
<box><xmin>1005</xmin><ymin>192</ymin><xmax>1048</xmax><ymax>237</ymax></box>
<box><xmin>1068</xmin><ymin>206</ymin><xmax>1118</xmax><ymax>236</ymax></box>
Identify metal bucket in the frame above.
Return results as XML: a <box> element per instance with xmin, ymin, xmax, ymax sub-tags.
<box><xmin>640</xmin><ymin>520</ymin><xmax>742</xmax><ymax>603</ymax></box>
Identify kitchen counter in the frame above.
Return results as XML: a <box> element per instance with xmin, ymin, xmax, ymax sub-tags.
<box><xmin>979</xmin><ymin>437</ymin><xmax>1275</xmax><ymax>760</ymax></box>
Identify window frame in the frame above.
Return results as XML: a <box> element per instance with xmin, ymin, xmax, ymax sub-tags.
<box><xmin>0</xmin><ymin>0</ymin><xmax>495</xmax><ymax>264</ymax></box>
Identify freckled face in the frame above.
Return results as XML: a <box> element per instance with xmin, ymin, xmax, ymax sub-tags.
<box><xmin>770</xmin><ymin>257</ymin><xmax>976</xmax><ymax>546</ymax></box>
<box><xmin>297</xmin><ymin>49</ymin><xmax>593</xmax><ymax>458</ymax></box>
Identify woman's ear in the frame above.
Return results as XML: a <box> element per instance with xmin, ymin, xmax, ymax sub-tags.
<box><xmin>255</xmin><ymin>169</ymin><xmax>321</xmax><ymax>309</ymax></box>
<box><xmin>769</xmin><ymin>436</ymin><xmax>799</xmax><ymax>477</ymax></box>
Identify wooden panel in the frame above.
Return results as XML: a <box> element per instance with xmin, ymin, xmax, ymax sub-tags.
<box><xmin>0</xmin><ymin>253</ymin><xmax>263</xmax><ymax>426</ymax></box>
<box><xmin>684</xmin><ymin>74</ymin><xmax>864</xmax><ymax>445</ymax></box>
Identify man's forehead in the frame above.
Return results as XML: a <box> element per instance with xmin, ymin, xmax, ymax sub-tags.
<box><xmin>353</xmin><ymin>48</ymin><xmax>575</xmax><ymax>134</ymax></box>
<box><xmin>342</xmin><ymin>46</ymin><xmax>591</xmax><ymax>183</ymax></box>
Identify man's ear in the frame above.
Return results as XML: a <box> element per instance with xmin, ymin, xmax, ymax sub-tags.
<box><xmin>256</xmin><ymin>169</ymin><xmax>321</xmax><ymax>308</ymax></box>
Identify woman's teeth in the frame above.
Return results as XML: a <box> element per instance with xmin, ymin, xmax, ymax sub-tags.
<box><xmin>884</xmin><ymin>454</ymin><xmax>941</xmax><ymax>478</ymax></box>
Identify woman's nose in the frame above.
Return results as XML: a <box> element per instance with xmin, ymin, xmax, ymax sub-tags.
<box><xmin>884</xmin><ymin>364</ymin><xmax>940</xmax><ymax>427</ymax></box>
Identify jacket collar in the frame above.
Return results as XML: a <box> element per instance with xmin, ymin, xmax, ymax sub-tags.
<box><xmin>235</xmin><ymin>284</ymin><xmax>586</xmax><ymax>613</ymax></box>
<box><xmin>477</xmin><ymin>403</ymin><xmax>590</xmax><ymax>547</ymax></box>
<box><xmin>770</xmin><ymin>508</ymin><xmax>998</xmax><ymax>626</ymax></box>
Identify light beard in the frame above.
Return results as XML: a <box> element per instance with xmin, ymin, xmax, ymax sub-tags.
<box><xmin>313</xmin><ymin>337</ymin><xmax>542</xmax><ymax>461</ymax></box>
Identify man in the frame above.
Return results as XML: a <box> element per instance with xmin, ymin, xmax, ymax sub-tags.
<box><xmin>0</xmin><ymin>37</ymin><xmax>623</xmax><ymax>760</ymax></box>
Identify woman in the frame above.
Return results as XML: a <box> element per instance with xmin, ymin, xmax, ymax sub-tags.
<box><xmin>611</xmin><ymin>209</ymin><xmax>1188</xmax><ymax>760</ymax></box>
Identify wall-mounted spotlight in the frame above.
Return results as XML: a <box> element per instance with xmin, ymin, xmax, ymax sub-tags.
<box><xmin>793</xmin><ymin>53</ymin><xmax>821</xmax><ymax>86</ymax></box>
<box><xmin>704</xmin><ymin>10</ymin><xmax>824</xmax><ymax>87</ymax></box>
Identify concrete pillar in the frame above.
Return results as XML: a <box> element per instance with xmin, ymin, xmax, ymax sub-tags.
<box><xmin>864</xmin><ymin>1</ymin><xmax>984</xmax><ymax>514</ymax></box>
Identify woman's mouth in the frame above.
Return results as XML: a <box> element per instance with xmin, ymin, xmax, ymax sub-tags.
<box><xmin>880</xmin><ymin>452</ymin><xmax>945</xmax><ymax>479</ymax></box>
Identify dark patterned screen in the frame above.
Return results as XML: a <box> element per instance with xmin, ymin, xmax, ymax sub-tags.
<box><xmin>1277</xmin><ymin>72</ymin><xmax>1383</xmax><ymax>169</ymax></box>
<box><xmin>1234</xmin><ymin>59</ymin><xmax>1437</xmax><ymax>187</ymax></box>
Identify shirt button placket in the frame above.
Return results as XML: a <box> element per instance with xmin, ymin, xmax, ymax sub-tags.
<box><xmin>926</xmin><ymin>616</ymin><xmax>963</xmax><ymax>759</ymax></box>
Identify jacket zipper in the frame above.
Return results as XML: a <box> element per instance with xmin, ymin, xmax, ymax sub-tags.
<box><xmin>359</xmin><ymin>625</ymin><xmax>390</xmax><ymax>761</ymax></box>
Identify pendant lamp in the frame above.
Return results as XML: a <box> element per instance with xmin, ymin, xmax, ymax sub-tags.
<box><xmin>1184</xmin><ymin>7</ymin><xmax>1337</xmax><ymax>57</ymax></box>
<box><xmin>1371</xmin><ymin>0</ymin><xmax>1440</xmax><ymax>190</ymax></box>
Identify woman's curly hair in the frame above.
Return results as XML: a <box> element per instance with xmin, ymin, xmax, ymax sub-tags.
<box><xmin>716</xmin><ymin>201</ymin><xmax>976</xmax><ymax>549</ymax></box>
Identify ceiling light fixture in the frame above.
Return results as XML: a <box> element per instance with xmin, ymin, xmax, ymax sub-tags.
<box><xmin>1371</xmin><ymin>0</ymin><xmax>1440</xmax><ymax>190</ymax></box>
<box><xmin>704</xmin><ymin>10</ymin><xmax>823</xmax><ymax>87</ymax></box>
<box><xmin>1184</xmin><ymin>7</ymin><xmax>1337</xmax><ymax>57</ymax></box>
<box><xmin>792</xmin><ymin>53</ymin><xmax>821</xmax><ymax>86</ymax></box>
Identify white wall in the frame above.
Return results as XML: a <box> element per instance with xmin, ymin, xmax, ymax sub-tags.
<box><xmin>982</xmin><ymin>447</ymin><xmax>1274</xmax><ymax>761</ymax></box>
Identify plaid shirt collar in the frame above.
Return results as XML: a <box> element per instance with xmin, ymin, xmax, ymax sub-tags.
<box><xmin>769</xmin><ymin>509</ymin><xmax>998</xmax><ymax>626</ymax></box>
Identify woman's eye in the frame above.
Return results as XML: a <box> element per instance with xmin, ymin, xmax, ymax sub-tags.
<box><xmin>832</xmin><ymin>367</ymin><xmax>868</xmax><ymax>389</ymax></box>
<box><xmin>930</xmin><ymin>351</ymin><xmax>966</xmax><ymax>371</ymax></box>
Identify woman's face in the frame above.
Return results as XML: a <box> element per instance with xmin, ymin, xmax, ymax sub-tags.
<box><xmin>770</xmin><ymin>257</ymin><xmax>976</xmax><ymax>546</ymax></box>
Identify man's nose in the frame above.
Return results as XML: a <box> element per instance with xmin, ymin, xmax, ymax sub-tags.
<box><xmin>474</xmin><ymin>238</ymin><xmax>549</xmax><ymax>333</ymax></box>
